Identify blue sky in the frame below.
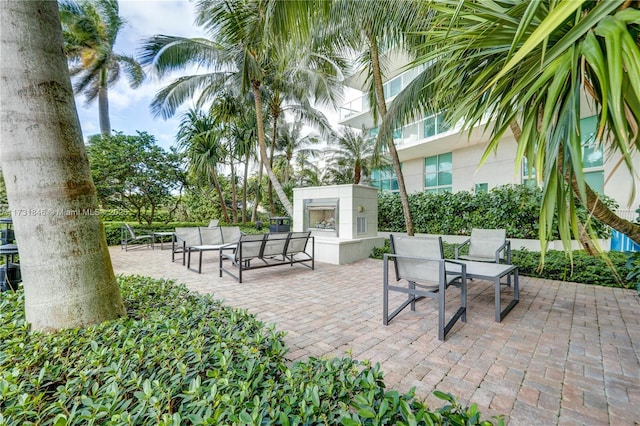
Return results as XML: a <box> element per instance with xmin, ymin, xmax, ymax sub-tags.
<box><xmin>74</xmin><ymin>0</ymin><xmax>344</xmax><ymax>151</ymax></box>
<box><xmin>75</xmin><ymin>0</ymin><xmax>206</xmax><ymax>150</ymax></box>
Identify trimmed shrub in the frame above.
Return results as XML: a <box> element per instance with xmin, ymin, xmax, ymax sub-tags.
<box><xmin>0</xmin><ymin>277</ymin><xmax>501</xmax><ymax>425</ymax></box>
<box><xmin>371</xmin><ymin>240</ymin><xmax>632</xmax><ymax>288</ymax></box>
<box><xmin>104</xmin><ymin>222</ymin><xmax>264</xmax><ymax>246</ymax></box>
<box><xmin>379</xmin><ymin>184</ymin><xmax>615</xmax><ymax>239</ymax></box>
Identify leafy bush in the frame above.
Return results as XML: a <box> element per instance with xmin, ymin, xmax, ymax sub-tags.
<box><xmin>511</xmin><ymin>249</ymin><xmax>631</xmax><ymax>288</ymax></box>
<box><xmin>371</xmin><ymin>240</ymin><xmax>633</xmax><ymax>288</ymax></box>
<box><xmin>0</xmin><ymin>277</ymin><xmax>501</xmax><ymax>425</ymax></box>
<box><xmin>103</xmin><ymin>221</ymin><xmax>207</xmax><ymax>246</ymax></box>
<box><xmin>379</xmin><ymin>184</ymin><xmax>615</xmax><ymax>239</ymax></box>
<box><xmin>99</xmin><ymin>209</ymin><xmax>173</xmax><ymax>224</ymax></box>
<box><xmin>103</xmin><ymin>222</ymin><xmax>264</xmax><ymax>246</ymax></box>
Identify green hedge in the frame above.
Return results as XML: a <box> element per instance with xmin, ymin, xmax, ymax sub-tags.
<box><xmin>371</xmin><ymin>240</ymin><xmax>633</xmax><ymax>288</ymax></box>
<box><xmin>0</xmin><ymin>277</ymin><xmax>502</xmax><ymax>425</ymax></box>
<box><xmin>378</xmin><ymin>185</ymin><xmax>614</xmax><ymax>239</ymax></box>
<box><xmin>104</xmin><ymin>222</ymin><xmax>265</xmax><ymax>246</ymax></box>
<box><xmin>104</xmin><ymin>221</ymin><xmax>206</xmax><ymax>247</ymax></box>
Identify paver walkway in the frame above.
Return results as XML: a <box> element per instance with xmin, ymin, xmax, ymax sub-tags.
<box><xmin>110</xmin><ymin>246</ymin><xmax>640</xmax><ymax>425</ymax></box>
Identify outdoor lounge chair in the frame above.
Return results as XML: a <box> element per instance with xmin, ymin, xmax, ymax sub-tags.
<box><xmin>121</xmin><ymin>224</ymin><xmax>153</xmax><ymax>251</ymax></box>
<box><xmin>383</xmin><ymin>234</ymin><xmax>467</xmax><ymax>341</ymax></box>
<box><xmin>455</xmin><ymin>228</ymin><xmax>511</xmax><ymax>285</ymax></box>
<box><xmin>454</xmin><ymin>228</ymin><xmax>511</xmax><ymax>264</ymax></box>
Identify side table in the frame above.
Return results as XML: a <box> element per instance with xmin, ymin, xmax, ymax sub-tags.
<box><xmin>151</xmin><ymin>231</ymin><xmax>174</xmax><ymax>250</ymax></box>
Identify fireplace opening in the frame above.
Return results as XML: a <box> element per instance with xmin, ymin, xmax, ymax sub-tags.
<box><xmin>304</xmin><ymin>198</ymin><xmax>339</xmax><ymax>237</ymax></box>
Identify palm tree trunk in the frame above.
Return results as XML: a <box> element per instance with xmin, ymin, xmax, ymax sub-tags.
<box><xmin>0</xmin><ymin>0</ymin><xmax>125</xmax><ymax>331</ymax></box>
<box><xmin>268</xmin><ymin>114</ymin><xmax>279</xmax><ymax>215</ymax></box>
<box><xmin>242</xmin><ymin>155</ymin><xmax>249</xmax><ymax>224</ymax></box>
<box><xmin>211</xmin><ymin>170</ymin><xmax>230</xmax><ymax>223</ymax></box>
<box><xmin>230</xmin><ymin>157</ymin><xmax>238</xmax><ymax>223</ymax></box>
<box><xmin>366</xmin><ymin>31</ymin><xmax>414</xmax><ymax>236</ymax></box>
<box><xmin>98</xmin><ymin>68</ymin><xmax>111</xmax><ymax>137</ymax></box>
<box><xmin>252</xmin><ymin>82</ymin><xmax>293</xmax><ymax>217</ymax></box>
<box><xmin>252</xmin><ymin>161</ymin><xmax>263</xmax><ymax>222</ymax></box>
<box><xmin>569</xmin><ymin>175</ymin><xmax>640</xmax><ymax>245</ymax></box>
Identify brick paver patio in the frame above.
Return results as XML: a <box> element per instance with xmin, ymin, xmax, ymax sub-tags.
<box><xmin>110</xmin><ymin>246</ymin><xmax>640</xmax><ymax>425</ymax></box>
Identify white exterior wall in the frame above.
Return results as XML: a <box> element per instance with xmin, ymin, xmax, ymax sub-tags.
<box><xmin>339</xmin><ymin>53</ymin><xmax>640</xmax><ymax>210</ymax></box>
<box><xmin>605</xmin><ymin>149</ymin><xmax>640</xmax><ymax>210</ymax></box>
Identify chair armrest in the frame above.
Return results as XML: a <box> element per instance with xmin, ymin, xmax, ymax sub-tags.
<box><xmin>495</xmin><ymin>240</ymin><xmax>511</xmax><ymax>263</ymax></box>
<box><xmin>455</xmin><ymin>238</ymin><xmax>470</xmax><ymax>259</ymax></box>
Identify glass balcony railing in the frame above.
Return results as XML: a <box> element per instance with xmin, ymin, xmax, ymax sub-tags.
<box><xmin>339</xmin><ymin>64</ymin><xmax>427</xmax><ymax>121</ymax></box>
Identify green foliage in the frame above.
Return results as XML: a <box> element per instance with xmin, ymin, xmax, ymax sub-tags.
<box><xmin>371</xmin><ymin>239</ymin><xmax>633</xmax><ymax>288</ymax></box>
<box><xmin>378</xmin><ymin>185</ymin><xmax>613</xmax><ymax>239</ymax></box>
<box><xmin>86</xmin><ymin>131</ymin><xmax>185</xmax><ymax>224</ymax></box>
<box><xmin>0</xmin><ymin>276</ymin><xmax>500</xmax><ymax>425</ymax></box>
<box><xmin>103</xmin><ymin>221</ymin><xmax>265</xmax><ymax>246</ymax></box>
<box><xmin>626</xmin><ymin>253</ymin><xmax>640</xmax><ymax>293</ymax></box>
<box><xmin>511</xmin><ymin>249</ymin><xmax>631</xmax><ymax>288</ymax></box>
<box><xmin>624</xmin><ymin>206</ymin><xmax>640</xmax><ymax>293</ymax></box>
<box><xmin>179</xmin><ymin>189</ymin><xmax>224</xmax><ymax>223</ymax></box>
<box><xmin>103</xmin><ymin>221</ymin><xmax>205</xmax><ymax>246</ymax></box>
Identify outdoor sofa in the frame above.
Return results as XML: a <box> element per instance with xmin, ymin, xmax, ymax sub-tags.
<box><xmin>219</xmin><ymin>231</ymin><xmax>314</xmax><ymax>283</ymax></box>
<box><xmin>173</xmin><ymin>226</ymin><xmax>242</xmax><ymax>273</ymax></box>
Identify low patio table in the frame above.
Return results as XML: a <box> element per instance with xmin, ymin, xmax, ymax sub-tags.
<box><xmin>450</xmin><ymin>260</ymin><xmax>519</xmax><ymax>322</ymax></box>
<box><xmin>151</xmin><ymin>231</ymin><xmax>174</xmax><ymax>250</ymax></box>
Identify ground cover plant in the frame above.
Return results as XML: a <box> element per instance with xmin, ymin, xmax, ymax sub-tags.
<box><xmin>371</xmin><ymin>240</ymin><xmax>633</xmax><ymax>288</ymax></box>
<box><xmin>0</xmin><ymin>276</ymin><xmax>502</xmax><ymax>425</ymax></box>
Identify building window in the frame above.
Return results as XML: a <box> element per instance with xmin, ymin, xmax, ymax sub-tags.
<box><xmin>521</xmin><ymin>115</ymin><xmax>605</xmax><ymax>192</ymax></box>
<box><xmin>384</xmin><ymin>76</ymin><xmax>402</xmax><ymax>98</ymax></box>
<box><xmin>371</xmin><ymin>166</ymin><xmax>399</xmax><ymax>192</ymax></box>
<box><xmin>521</xmin><ymin>157</ymin><xmax>539</xmax><ymax>187</ymax></box>
<box><xmin>424</xmin><ymin>153</ymin><xmax>452</xmax><ymax>193</ymax></box>
<box><xmin>580</xmin><ymin>115</ymin><xmax>604</xmax><ymax>193</ymax></box>
<box><xmin>423</xmin><ymin>112</ymin><xmax>450</xmax><ymax>139</ymax></box>
<box><xmin>475</xmin><ymin>183</ymin><xmax>488</xmax><ymax>194</ymax></box>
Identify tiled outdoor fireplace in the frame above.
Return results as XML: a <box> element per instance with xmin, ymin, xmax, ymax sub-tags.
<box><xmin>293</xmin><ymin>184</ymin><xmax>384</xmax><ymax>264</ymax></box>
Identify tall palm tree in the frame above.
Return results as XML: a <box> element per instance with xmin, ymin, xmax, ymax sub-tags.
<box><xmin>381</xmin><ymin>0</ymin><xmax>640</xmax><ymax>251</ymax></box>
<box><xmin>323</xmin><ymin>0</ymin><xmax>424</xmax><ymax>235</ymax></box>
<box><xmin>59</xmin><ymin>0</ymin><xmax>144</xmax><ymax>136</ymax></box>
<box><xmin>176</xmin><ymin>109</ymin><xmax>230</xmax><ymax>224</ymax></box>
<box><xmin>210</xmin><ymin>90</ymin><xmax>243</xmax><ymax>223</ymax></box>
<box><xmin>1</xmin><ymin>0</ymin><xmax>126</xmax><ymax>330</ymax></box>
<box><xmin>230</xmin><ymin>106</ymin><xmax>259</xmax><ymax>224</ymax></box>
<box><xmin>139</xmin><ymin>0</ymin><xmax>330</xmax><ymax>218</ymax></box>
<box><xmin>325</xmin><ymin>126</ymin><xmax>375</xmax><ymax>185</ymax></box>
<box><xmin>274</xmin><ymin>121</ymin><xmax>321</xmax><ymax>185</ymax></box>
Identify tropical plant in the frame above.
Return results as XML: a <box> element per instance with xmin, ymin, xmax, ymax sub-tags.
<box><xmin>139</xmin><ymin>0</ymin><xmax>336</xmax><ymax>218</ymax></box>
<box><xmin>322</xmin><ymin>0</ymin><xmax>426</xmax><ymax>235</ymax></box>
<box><xmin>274</xmin><ymin>121</ymin><xmax>321</xmax><ymax>185</ymax></box>
<box><xmin>86</xmin><ymin>131</ymin><xmax>184</xmax><ymax>224</ymax></box>
<box><xmin>59</xmin><ymin>0</ymin><xmax>144</xmax><ymax>136</ymax></box>
<box><xmin>381</xmin><ymin>0</ymin><xmax>640</xmax><ymax>257</ymax></box>
<box><xmin>1</xmin><ymin>0</ymin><xmax>125</xmax><ymax>330</ymax></box>
<box><xmin>324</xmin><ymin>126</ymin><xmax>376</xmax><ymax>185</ymax></box>
<box><xmin>176</xmin><ymin>109</ymin><xmax>231</xmax><ymax>224</ymax></box>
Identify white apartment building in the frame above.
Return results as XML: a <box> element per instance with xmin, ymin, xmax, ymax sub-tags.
<box><xmin>338</xmin><ymin>55</ymin><xmax>640</xmax><ymax>220</ymax></box>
